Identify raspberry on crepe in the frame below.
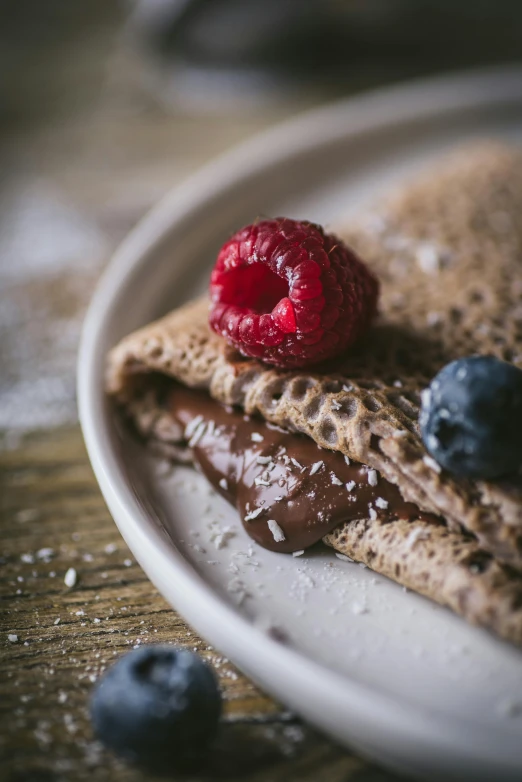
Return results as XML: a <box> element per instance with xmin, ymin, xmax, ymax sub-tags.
<box><xmin>209</xmin><ymin>218</ymin><xmax>379</xmax><ymax>368</ymax></box>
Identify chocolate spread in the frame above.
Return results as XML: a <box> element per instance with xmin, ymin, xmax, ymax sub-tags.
<box><xmin>168</xmin><ymin>386</ymin><xmax>436</xmax><ymax>553</ymax></box>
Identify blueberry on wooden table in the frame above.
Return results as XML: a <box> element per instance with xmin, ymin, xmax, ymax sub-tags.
<box><xmin>90</xmin><ymin>645</ymin><xmax>222</xmax><ymax>771</ymax></box>
<box><xmin>420</xmin><ymin>356</ymin><xmax>522</xmax><ymax>480</ymax></box>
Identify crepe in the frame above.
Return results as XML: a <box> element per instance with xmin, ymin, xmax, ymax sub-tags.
<box><xmin>107</xmin><ymin>142</ymin><xmax>522</xmax><ymax>645</ymax></box>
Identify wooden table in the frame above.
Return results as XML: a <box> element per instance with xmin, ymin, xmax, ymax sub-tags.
<box><xmin>3</xmin><ymin>3</ymin><xmax>517</xmax><ymax>779</ymax></box>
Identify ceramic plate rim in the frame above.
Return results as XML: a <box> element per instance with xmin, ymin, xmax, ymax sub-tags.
<box><xmin>78</xmin><ymin>66</ymin><xmax>522</xmax><ymax>779</ymax></box>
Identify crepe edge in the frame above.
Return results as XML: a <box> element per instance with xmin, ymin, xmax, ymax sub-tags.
<box><xmin>324</xmin><ymin>520</ymin><xmax>522</xmax><ymax>647</ymax></box>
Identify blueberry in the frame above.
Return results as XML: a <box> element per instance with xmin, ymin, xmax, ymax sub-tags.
<box><xmin>90</xmin><ymin>645</ymin><xmax>221</xmax><ymax>770</ymax></box>
<box><xmin>420</xmin><ymin>356</ymin><xmax>522</xmax><ymax>480</ymax></box>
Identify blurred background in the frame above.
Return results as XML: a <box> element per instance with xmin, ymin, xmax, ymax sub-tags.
<box><xmin>1</xmin><ymin>0</ymin><xmax>521</xmax><ymax>442</ymax></box>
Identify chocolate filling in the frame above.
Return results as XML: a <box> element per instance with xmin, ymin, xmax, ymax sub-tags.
<box><xmin>164</xmin><ymin>385</ymin><xmax>437</xmax><ymax>553</ymax></box>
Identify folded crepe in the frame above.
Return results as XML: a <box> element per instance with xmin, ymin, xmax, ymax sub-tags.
<box><xmin>107</xmin><ymin>142</ymin><xmax>522</xmax><ymax>646</ymax></box>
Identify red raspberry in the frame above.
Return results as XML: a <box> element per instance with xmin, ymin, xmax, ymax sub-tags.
<box><xmin>209</xmin><ymin>218</ymin><xmax>379</xmax><ymax>368</ymax></box>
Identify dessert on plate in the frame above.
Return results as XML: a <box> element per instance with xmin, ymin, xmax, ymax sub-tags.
<box><xmin>107</xmin><ymin>142</ymin><xmax>522</xmax><ymax>646</ymax></box>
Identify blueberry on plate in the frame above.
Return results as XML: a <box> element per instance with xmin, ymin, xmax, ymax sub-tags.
<box><xmin>90</xmin><ymin>645</ymin><xmax>221</xmax><ymax>771</ymax></box>
<box><xmin>420</xmin><ymin>355</ymin><xmax>522</xmax><ymax>480</ymax></box>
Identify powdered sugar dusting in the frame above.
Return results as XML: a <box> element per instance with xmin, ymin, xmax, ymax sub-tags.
<box><xmin>0</xmin><ymin>180</ymin><xmax>106</xmax><ymax>438</ymax></box>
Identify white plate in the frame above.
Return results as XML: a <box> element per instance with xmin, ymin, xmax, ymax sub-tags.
<box><xmin>79</xmin><ymin>67</ymin><xmax>522</xmax><ymax>781</ymax></box>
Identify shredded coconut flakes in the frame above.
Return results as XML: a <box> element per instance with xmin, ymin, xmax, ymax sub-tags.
<box><xmin>267</xmin><ymin>519</ymin><xmax>286</xmax><ymax>543</ymax></box>
<box><xmin>184</xmin><ymin>415</ymin><xmax>203</xmax><ymax>439</ymax></box>
<box><xmin>64</xmin><ymin>568</ymin><xmax>77</xmax><ymax>588</ymax></box>
<box><xmin>188</xmin><ymin>421</ymin><xmax>206</xmax><ymax>447</ymax></box>
<box><xmin>367</xmin><ymin>469</ymin><xmax>378</xmax><ymax>486</ymax></box>
<box><xmin>310</xmin><ymin>461</ymin><xmax>324</xmax><ymax>476</ymax></box>
<box><xmin>244</xmin><ymin>507</ymin><xmax>264</xmax><ymax>522</ymax></box>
